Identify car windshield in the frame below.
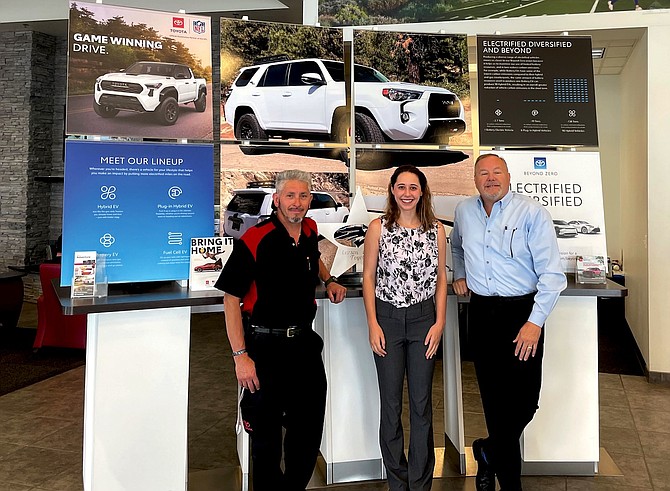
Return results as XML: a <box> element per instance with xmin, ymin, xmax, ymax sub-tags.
<box><xmin>227</xmin><ymin>193</ymin><xmax>267</xmax><ymax>214</ymax></box>
<box><xmin>125</xmin><ymin>63</ymin><xmax>175</xmax><ymax>77</ymax></box>
<box><xmin>554</xmin><ymin>220</ymin><xmax>570</xmax><ymax>225</ymax></box>
<box><xmin>321</xmin><ymin>60</ymin><xmax>390</xmax><ymax>83</ymax></box>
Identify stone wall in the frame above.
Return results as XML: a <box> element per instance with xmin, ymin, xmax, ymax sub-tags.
<box><xmin>0</xmin><ymin>30</ymin><xmax>64</xmax><ymax>301</ymax></box>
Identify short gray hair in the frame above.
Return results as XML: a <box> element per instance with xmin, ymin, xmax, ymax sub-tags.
<box><xmin>276</xmin><ymin>170</ymin><xmax>311</xmax><ymax>193</ymax></box>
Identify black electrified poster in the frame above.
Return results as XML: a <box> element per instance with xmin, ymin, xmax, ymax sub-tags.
<box><xmin>477</xmin><ymin>36</ymin><xmax>598</xmax><ymax>147</ymax></box>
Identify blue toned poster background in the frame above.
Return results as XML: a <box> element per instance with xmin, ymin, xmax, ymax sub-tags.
<box><xmin>61</xmin><ymin>140</ymin><xmax>214</xmax><ymax>286</ymax></box>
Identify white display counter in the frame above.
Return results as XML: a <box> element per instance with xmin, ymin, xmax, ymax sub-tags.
<box><xmin>56</xmin><ymin>276</ymin><xmax>625</xmax><ymax>489</ymax></box>
<box><xmin>315</xmin><ymin>277</ymin><xmax>626</xmax><ymax>483</ymax></box>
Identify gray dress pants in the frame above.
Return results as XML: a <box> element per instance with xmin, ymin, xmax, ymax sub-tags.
<box><xmin>374</xmin><ymin>297</ymin><xmax>436</xmax><ymax>491</ymax></box>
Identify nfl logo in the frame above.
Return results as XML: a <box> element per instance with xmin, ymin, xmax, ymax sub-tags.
<box><xmin>193</xmin><ymin>20</ymin><xmax>206</xmax><ymax>34</ymax></box>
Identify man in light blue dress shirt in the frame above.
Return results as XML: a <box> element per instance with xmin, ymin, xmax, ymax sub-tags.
<box><xmin>450</xmin><ymin>154</ymin><xmax>566</xmax><ymax>491</ymax></box>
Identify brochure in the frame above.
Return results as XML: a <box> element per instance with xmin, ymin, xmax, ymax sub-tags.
<box><xmin>189</xmin><ymin>237</ymin><xmax>234</xmax><ymax>291</ymax></box>
<box><xmin>576</xmin><ymin>255</ymin><xmax>607</xmax><ymax>284</ymax></box>
<box><xmin>71</xmin><ymin>251</ymin><xmax>97</xmax><ymax>297</ymax></box>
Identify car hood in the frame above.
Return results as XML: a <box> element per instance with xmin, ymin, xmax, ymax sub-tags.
<box><xmin>100</xmin><ymin>73</ymin><xmax>173</xmax><ymax>82</ymax></box>
<box><xmin>355</xmin><ymin>81</ymin><xmax>454</xmax><ymax>94</ymax></box>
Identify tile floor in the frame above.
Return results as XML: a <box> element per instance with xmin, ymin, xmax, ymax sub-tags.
<box><xmin>1</xmin><ymin>307</ymin><xmax>670</xmax><ymax>490</ymax></box>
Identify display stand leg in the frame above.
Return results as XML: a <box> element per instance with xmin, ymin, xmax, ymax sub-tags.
<box><xmin>82</xmin><ymin>307</ymin><xmax>191</xmax><ymax>491</ymax></box>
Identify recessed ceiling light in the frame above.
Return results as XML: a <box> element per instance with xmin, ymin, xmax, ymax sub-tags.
<box><xmin>592</xmin><ymin>48</ymin><xmax>606</xmax><ymax>59</ymax></box>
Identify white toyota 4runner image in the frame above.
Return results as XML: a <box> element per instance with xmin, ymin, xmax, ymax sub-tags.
<box><xmin>224</xmin><ymin>57</ymin><xmax>466</xmax><ymax>143</ymax></box>
<box><xmin>94</xmin><ymin>61</ymin><xmax>208</xmax><ymax>125</ymax></box>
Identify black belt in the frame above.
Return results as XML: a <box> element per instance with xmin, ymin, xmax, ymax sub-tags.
<box><xmin>251</xmin><ymin>325</ymin><xmax>306</xmax><ymax>338</ymax></box>
<box><xmin>471</xmin><ymin>292</ymin><xmax>536</xmax><ymax>303</ymax></box>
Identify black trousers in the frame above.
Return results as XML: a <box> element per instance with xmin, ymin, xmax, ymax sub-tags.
<box><xmin>240</xmin><ymin>328</ymin><xmax>327</xmax><ymax>491</ymax></box>
<box><xmin>374</xmin><ymin>297</ymin><xmax>436</xmax><ymax>491</ymax></box>
<box><xmin>469</xmin><ymin>293</ymin><xmax>544</xmax><ymax>491</ymax></box>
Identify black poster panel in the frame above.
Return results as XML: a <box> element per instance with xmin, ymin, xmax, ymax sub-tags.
<box><xmin>477</xmin><ymin>36</ymin><xmax>598</xmax><ymax>147</ymax></box>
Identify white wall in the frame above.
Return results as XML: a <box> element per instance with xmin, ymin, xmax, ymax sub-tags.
<box><xmin>619</xmin><ymin>32</ymin><xmax>649</xmax><ymax>364</ymax></box>
<box><xmin>646</xmin><ymin>26</ymin><xmax>670</xmax><ymax>374</ymax></box>
<box><xmin>595</xmin><ymin>75</ymin><xmax>622</xmax><ymax>260</ymax></box>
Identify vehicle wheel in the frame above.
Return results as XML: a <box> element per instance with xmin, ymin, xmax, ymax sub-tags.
<box><xmin>156</xmin><ymin>97</ymin><xmax>179</xmax><ymax>125</ymax></box>
<box><xmin>354</xmin><ymin>113</ymin><xmax>384</xmax><ymax>143</ymax></box>
<box><xmin>582</xmin><ymin>227</ymin><xmax>588</xmax><ymax>234</ymax></box>
<box><xmin>194</xmin><ymin>91</ymin><xmax>206</xmax><ymax>112</ymax></box>
<box><xmin>195</xmin><ymin>267</ymin><xmax>203</xmax><ymax>272</ymax></box>
<box><xmin>93</xmin><ymin>101</ymin><xmax>119</xmax><ymax>118</ymax></box>
<box><xmin>235</xmin><ymin>113</ymin><xmax>267</xmax><ymax>140</ymax></box>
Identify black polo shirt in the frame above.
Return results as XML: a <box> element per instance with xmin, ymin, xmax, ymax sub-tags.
<box><xmin>215</xmin><ymin>213</ymin><xmax>321</xmax><ymax>327</ymax></box>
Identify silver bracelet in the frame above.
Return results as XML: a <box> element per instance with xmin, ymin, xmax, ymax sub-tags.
<box><xmin>232</xmin><ymin>348</ymin><xmax>247</xmax><ymax>357</ymax></box>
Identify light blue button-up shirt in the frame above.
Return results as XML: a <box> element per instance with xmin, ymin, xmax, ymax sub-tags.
<box><xmin>450</xmin><ymin>191</ymin><xmax>567</xmax><ymax>327</ymax></box>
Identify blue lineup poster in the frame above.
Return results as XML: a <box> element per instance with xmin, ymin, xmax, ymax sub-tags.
<box><xmin>61</xmin><ymin>140</ymin><xmax>214</xmax><ymax>286</ymax></box>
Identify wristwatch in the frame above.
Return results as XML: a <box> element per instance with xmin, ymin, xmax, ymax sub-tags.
<box><xmin>324</xmin><ymin>275</ymin><xmax>339</xmax><ymax>287</ymax></box>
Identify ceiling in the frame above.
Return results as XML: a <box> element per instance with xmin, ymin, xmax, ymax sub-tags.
<box><xmin>585</xmin><ymin>27</ymin><xmax>645</xmax><ymax>75</ymax></box>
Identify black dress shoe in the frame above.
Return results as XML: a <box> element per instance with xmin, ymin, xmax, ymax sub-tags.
<box><xmin>472</xmin><ymin>438</ymin><xmax>496</xmax><ymax>491</ymax></box>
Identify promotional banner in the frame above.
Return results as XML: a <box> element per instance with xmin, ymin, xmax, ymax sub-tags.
<box><xmin>353</xmin><ymin>29</ymin><xmax>471</xmax><ymax>147</ymax></box>
<box><xmin>189</xmin><ymin>236</ymin><xmax>234</xmax><ymax>291</ymax></box>
<box><xmin>477</xmin><ymin>36</ymin><xmax>598</xmax><ymax>147</ymax></box>
<box><xmin>61</xmin><ymin>140</ymin><xmax>214</xmax><ymax>286</ymax></box>
<box><xmin>220</xmin><ymin>19</ymin><xmax>343</xmax><ymax>143</ymax></box>
<box><xmin>67</xmin><ymin>1</ymin><xmax>213</xmax><ymax>139</ymax></box>
<box><xmin>494</xmin><ymin>150</ymin><xmax>607</xmax><ymax>272</ymax></box>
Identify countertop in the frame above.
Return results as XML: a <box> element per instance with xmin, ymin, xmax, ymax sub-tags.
<box><xmin>55</xmin><ymin>274</ymin><xmax>626</xmax><ymax>316</ymax></box>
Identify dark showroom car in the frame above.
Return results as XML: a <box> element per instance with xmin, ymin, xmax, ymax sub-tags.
<box><xmin>194</xmin><ymin>261</ymin><xmax>222</xmax><ymax>272</ymax></box>
<box><xmin>568</xmin><ymin>220</ymin><xmax>600</xmax><ymax>234</ymax></box>
<box><xmin>553</xmin><ymin>220</ymin><xmax>578</xmax><ymax>238</ymax></box>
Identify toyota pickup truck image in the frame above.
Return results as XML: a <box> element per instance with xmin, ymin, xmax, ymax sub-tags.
<box><xmin>94</xmin><ymin>61</ymin><xmax>207</xmax><ymax>125</ymax></box>
<box><xmin>224</xmin><ymin>57</ymin><xmax>466</xmax><ymax>143</ymax></box>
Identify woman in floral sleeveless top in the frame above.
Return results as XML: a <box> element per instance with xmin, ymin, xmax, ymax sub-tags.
<box><xmin>362</xmin><ymin>165</ymin><xmax>447</xmax><ymax>491</ymax></box>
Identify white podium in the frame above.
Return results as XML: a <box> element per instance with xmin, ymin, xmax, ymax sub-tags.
<box><xmin>83</xmin><ymin>307</ymin><xmax>192</xmax><ymax>491</ymax></box>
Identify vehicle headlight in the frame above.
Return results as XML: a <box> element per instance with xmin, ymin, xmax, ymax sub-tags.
<box><xmin>382</xmin><ymin>88</ymin><xmax>422</xmax><ymax>102</ymax></box>
<box><xmin>145</xmin><ymin>83</ymin><xmax>163</xmax><ymax>89</ymax></box>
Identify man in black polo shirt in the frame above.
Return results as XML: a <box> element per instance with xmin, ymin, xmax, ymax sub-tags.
<box><xmin>216</xmin><ymin>170</ymin><xmax>346</xmax><ymax>491</ymax></box>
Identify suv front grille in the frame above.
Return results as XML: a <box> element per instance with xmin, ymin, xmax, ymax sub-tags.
<box><xmin>427</xmin><ymin>93</ymin><xmax>462</xmax><ymax>119</ymax></box>
<box><xmin>100</xmin><ymin>80</ymin><xmax>143</xmax><ymax>94</ymax></box>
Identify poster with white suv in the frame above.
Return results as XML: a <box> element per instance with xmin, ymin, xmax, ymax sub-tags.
<box><xmin>67</xmin><ymin>1</ymin><xmax>213</xmax><ymax>140</ymax></box>
<box><xmin>222</xmin><ymin>178</ymin><xmax>350</xmax><ymax>240</ymax></box>
<box><xmin>220</xmin><ymin>20</ymin><xmax>471</xmax><ymax>147</ymax></box>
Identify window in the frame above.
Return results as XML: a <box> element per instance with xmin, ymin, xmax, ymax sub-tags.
<box><xmin>235</xmin><ymin>67</ymin><xmax>259</xmax><ymax>87</ymax></box>
<box><xmin>310</xmin><ymin>193</ymin><xmax>336</xmax><ymax>209</ymax></box>
<box><xmin>227</xmin><ymin>193</ymin><xmax>267</xmax><ymax>214</ymax></box>
<box><xmin>288</xmin><ymin>61</ymin><xmax>323</xmax><ymax>86</ymax></box>
<box><xmin>259</xmin><ymin>64</ymin><xmax>288</xmax><ymax>87</ymax></box>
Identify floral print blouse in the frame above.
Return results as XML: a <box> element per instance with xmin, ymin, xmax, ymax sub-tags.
<box><xmin>375</xmin><ymin>217</ymin><xmax>439</xmax><ymax>308</ymax></box>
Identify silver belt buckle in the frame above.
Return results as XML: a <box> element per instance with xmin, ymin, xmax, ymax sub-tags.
<box><xmin>286</xmin><ymin>327</ymin><xmax>297</xmax><ymax>338</ymax></box>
